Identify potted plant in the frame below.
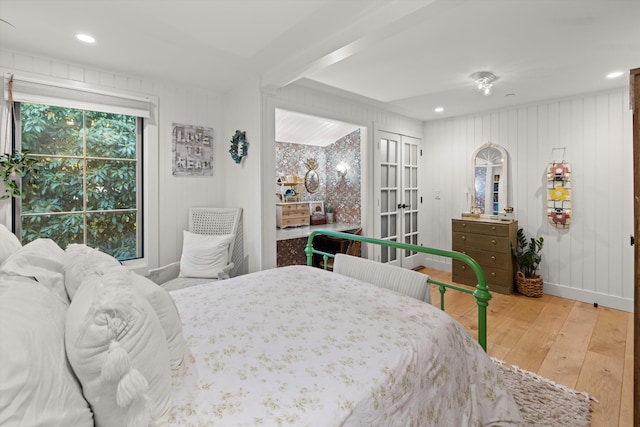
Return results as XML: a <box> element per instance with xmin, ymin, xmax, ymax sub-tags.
<box><xmin>326</xmin><ymin>205</ymin><xmax>335</xmax><ymax>223</ymax></box>
<box><xmin>0</xmin><ymin>150</ymin><xmax>39</xmax><ymax>199</ymax></box>
<box><xmin>512</xmin><ymin>227</ymin><xmax>544</xmax><ymax>297</ymax></box>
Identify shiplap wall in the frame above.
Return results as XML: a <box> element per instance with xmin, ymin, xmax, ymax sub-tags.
<box><xmin>0</xmin><ymin>48</ymin><xmax>226</xmax><ymax>272</ymax></box>
<box><xmin>422</xmin><ymin>89</ymin><xmax>634</xmax><ymax>312</ymax></box>
<box><xmin>1</xmin><ymin>50</ymin><xmax>633</xmax><ymax>311</ymax></box>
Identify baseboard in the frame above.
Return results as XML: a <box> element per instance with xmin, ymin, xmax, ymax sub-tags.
<box><xmin>422</xmin><ymin>257</ymin><xmax>451</xmax><ymax>272</ymax></box>
<box><xmin>542</xmin><ymin>282</ymin><xmax>633</xmax><ymax>313</ymax></box>
<box><xmin>420</xmin><ymin>256</ymin><xmax>632</xmax><ymax>313</ymax></box>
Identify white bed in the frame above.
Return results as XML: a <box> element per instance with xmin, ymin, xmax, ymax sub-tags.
<box><xmin>0</xmin><ymin>229</ymin><xmax>521</xmax><ymax>427</ymax></box>
<box><xmin>168</xmin><ymin>265</ymin><xmax>521</xmax><ymax>426</ymax></box>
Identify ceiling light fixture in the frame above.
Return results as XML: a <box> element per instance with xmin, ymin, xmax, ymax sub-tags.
<box><xmin>606</xmin><ymin>71</ymin><xmax>624</xmax><ymax>79</ymax></box>
<box><xmin>470</xmin><ymin>71</ymin><xmax>497</xmax><ymax>96</ymax></box>
<box><xmin>434</xmin><ymin>107</ymin><xmax>444</xmax><ymax>113</ymax></box>
<box><xmin>76</xmin><ymin>33</ymin><xmax>95</xmax><ymax>44</ymax></box>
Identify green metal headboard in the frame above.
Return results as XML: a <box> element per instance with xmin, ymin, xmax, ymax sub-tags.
<box><xmin>305</xmin><ymin>229</ymin><xmax>491</xmax><ymax>351</ymax></box>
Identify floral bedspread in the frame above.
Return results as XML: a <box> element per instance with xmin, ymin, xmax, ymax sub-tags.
<box><xmin>168</xmin><ymin>265</ymin><xmax>521</xmax><ymax>426</ymax></box>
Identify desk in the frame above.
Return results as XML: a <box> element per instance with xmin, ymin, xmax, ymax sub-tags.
<box><xmin>311</xmin><ymin>231</ymin><xmax>361</xmax><ymax>268</ymax></box>
<box><xmin>276</xmin><ymin>223</ymin><xmax>361</xmax><ymax>241</ymax></box>
<box><xmin>276</xmin><ymin>223</ymin><xmax>361</xmax><ymax>267</ymax></box>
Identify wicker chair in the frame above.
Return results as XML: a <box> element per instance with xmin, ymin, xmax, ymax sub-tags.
<box><xmin>148</xmin><ymin>207</ymin><xmax>243</xmax><ymax>291</ymax></box>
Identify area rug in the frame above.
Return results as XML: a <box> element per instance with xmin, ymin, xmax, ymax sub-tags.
<box><xmin>493</xmin><ymin>358</ymin><xmax>597</xmax><ymax>426</ymax></box>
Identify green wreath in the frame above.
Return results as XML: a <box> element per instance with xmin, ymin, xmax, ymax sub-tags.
<box><xmin>229</xmin><ymin>130</ymin><xmax>248</xmax><ymax>164</ymax></box>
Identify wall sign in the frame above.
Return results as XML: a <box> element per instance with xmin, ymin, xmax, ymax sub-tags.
<box><xmin>172</xmin><ymin>123</ymin><xmax>214</xmax><ymax>176</ymax></box>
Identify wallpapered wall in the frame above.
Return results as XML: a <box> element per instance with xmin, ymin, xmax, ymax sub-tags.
<box><xmin>275</xmin><ymin>129</ymin><xmax>361</xmax><ymax>224</ymax></box>
<box><xmin>275</xmin><ymin>129</ymin><xmax>361</xmax><ymax>267</ymax></box>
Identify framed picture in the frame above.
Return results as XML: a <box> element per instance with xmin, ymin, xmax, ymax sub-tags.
<box><xmin>172</xmin><ymin>123</ymin><xmax>214</xmax><ymax>176</ymax></box>
<box><xmin>309</xmin><ymin>201</ymin><xmax>324</xmax><ymax>216</ymax></box>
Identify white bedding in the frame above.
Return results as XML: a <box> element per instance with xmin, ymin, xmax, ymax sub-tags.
<box><xmin>168</xmin><ymin>265</ymin><xmax>521</xmax><ymax>426</ymax></box>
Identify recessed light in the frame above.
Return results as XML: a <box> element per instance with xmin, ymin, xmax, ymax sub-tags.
<box><xmin>76</xmin><ymin>34</ymin><xmax>95</xmax><ymax>44</ymax></box>
<box><xmin>606</xmin><ymin>71</ymin><xmax>624</xmax><ymax>79</ymax></box>
<box><xmin>434</xmin><ymin>107</ymin><xmax>444</xmax><ymax>113</ymax></box>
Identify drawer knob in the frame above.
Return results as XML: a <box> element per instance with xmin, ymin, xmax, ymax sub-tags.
<box><xmin>461</xmin><ymin>236</ymin><xmax>466</xmax><ymax>240</ymax></box>
<box><xmin>491</xmin><ymin>272</ymin><xmax>496</xmax><ymax>277</ymax></box>
<box><xmin>491</xmin><ymin>255</ymin><xmax>496</xmax><ymax>261</ymax></box>
<box><xmin>491</xmin><ymin>239</ymin><xmax>496</xmax><ymax>245</ymax></box>
<box><xmin>491</xmin><ymin>226</ymin><xmax>496</xmax><ymax>230</ymax></box>
<box><xmin>462</xmin><ymin>251</ymin><xmax>467</xmax><ymax>255</ymax></box>
<box><xmin>462</xmin><ymin>223</ymin><xmax>466</xmax><ymax>227</ymax></box>
<box><xmin>461</xmin><ymin>265</ymin><xmax>466</xmax><ymax>270</ymax></box>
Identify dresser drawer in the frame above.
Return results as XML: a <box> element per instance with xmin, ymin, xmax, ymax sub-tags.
<box><xmin>452</xmin><ymin>232</ymin><xmax>511</xmax><ymax>253</ymax></box>
<box><xmin>276</xmin><ymin>202</ymin><xmax>311</xmax><ymax>228</ymax></box>
<box><xmin>280</xmin><ymin>203</ymin><xmax>308</xmax><ymax>214</ymax></box>
<box><xmin>452</xmin><ymin>220</ymin><xmax>510</xmax><ymax>237</ymax></box>
<box><xmin>453</xmin><ymin>247</ymin><xmax>512</xmax><ymax>269</ymax></box>
<box><xmin>452</xmin><ymin>260</ymin><xmax>513</xmax><ymax>286</ymax></box>
<box><xmin>452</xmin><ymin>218</ymin><xmax>517</xmax><ymax>295</ymax></box>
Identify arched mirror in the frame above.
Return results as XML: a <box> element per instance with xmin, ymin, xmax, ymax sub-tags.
<box><xmin>304</xmin><ymin>158</ymin><xmax>320</xmax><ymax>194</ymax></box>
<box><xmin>472</xmin><ymin>142</ymin><xmax>508</xmax><ymax>216</ymax></box>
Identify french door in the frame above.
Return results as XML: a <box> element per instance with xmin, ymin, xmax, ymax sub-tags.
<box><xmin>374</xmin><ymin>130</ymin><xmax>421</xmax><ymax>269</ymax></box>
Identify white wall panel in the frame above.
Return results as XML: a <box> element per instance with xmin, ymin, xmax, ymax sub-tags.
<box><xmin>423</xmin><ymin>89</ymin><xmax>634</xmax><ymax>312</ymax></box>
<box><xmin>223</xmin><ymin>77</ymin><xmax>262</xmax><ymax>274</ymax></box>
<box><xmin>0</xmin><ymin>48</ymin><xmax>225</xmax><ymax>272</ymax></box>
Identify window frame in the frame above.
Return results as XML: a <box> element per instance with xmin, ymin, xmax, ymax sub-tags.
<box><xmin>13</xmin><ymin>102</ymin><xmax>144</xmax><ymax>261</ymax></box>
<box><xmin>2</xmin><ymin>74</ymin><xmax>158</xmax><ymax>273</ymax></box>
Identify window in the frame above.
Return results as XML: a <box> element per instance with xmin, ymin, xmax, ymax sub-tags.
<box><xmin>15</xmin><ymin>102</ymin><xmax>143</xmax><ymax>261</ymax></box>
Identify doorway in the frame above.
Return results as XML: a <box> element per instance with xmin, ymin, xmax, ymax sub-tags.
<box><xmin>274</xmin><ymin>109</ymin><xmax>364</xmax><ymax>266</ymax></box>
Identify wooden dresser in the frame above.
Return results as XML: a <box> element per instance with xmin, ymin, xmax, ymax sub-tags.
<box><xmin>451</xmin><ymin>218</ymin><xmax>518</xmax><ymax>294</ymax></box>
<box><xmin>276</xmin><ymin>202</ymin><xmax>310</xmax><ymax>228</ymax></box>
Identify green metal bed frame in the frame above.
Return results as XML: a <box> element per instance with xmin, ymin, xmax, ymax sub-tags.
<box><xmin>305</xmin><ymin>230</ymin><xmax>492</xmax><ymax>351</ymax></box>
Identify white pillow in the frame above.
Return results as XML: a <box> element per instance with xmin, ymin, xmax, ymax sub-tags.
<box><xmin>0</xmin><ymin>275</ymin><xmax>93</xmax><ymax>426</ymax></box>
<box><xmin>0</xmin><ymin>238</ymin><xmax>68</xmax><ymax>304</ymax></box>
<box><xmin>131</xmin><ymin>272</ymin><xmax>186</xmax><ymax>370</ymax></box>
<box><xmin>64</xmin><ymin>244</ymin><xmax>121</xmax><ymax>300</ymax></box>
<box><xmin>0</xmin><ymin>224</ymin><xmax>21</xmax><ymax>266</ymax></box>
<box><xmin>179</xmin><ymin>231</ymin><xmax>233</xmax><ymax>278</ymax></box>
<box><xmin>66</xmin><ymin>266</ymin><xmax>172</xmax><ymax>427</ymax></box>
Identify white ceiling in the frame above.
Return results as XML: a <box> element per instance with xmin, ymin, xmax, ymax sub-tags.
<box><xmin>1</xmin><ymin>0</ymin><xmax>639</xmax><ymax>141</ymax></box>
<box><xmin>275</xmin><ymin>109</ymin><xmax>359</xmax><ymax>146</ymax></box>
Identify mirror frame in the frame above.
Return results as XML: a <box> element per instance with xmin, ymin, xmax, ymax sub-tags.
<box><xmin>471</xmin><ymin>142</ymin><xmax>508</xmax><ymax>216</ymax></box>
<box><xmin>305</xmin><ymin>169</ymin><xmax>320</xmax><ymax>193</ymax></box>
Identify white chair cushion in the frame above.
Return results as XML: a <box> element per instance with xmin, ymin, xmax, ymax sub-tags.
<box><xmin>0</xmin><ymin>224</ymin><xmax>21</xmax><ymax>266</ymax></box>
<box><xmin>163</xmin><ymin>276</ymin><xmax>215</xmax><ymax>292</ymax></box>
<box><xmin>66</xmin><ymin>266</ymin><xmax>172</xmax><ymax>427</ymax></box>
<box><xmin>179</xmin><ymin>231</ymin><xmax>234</xmax><ymax>278</ymax></box>
<box><xmin>0</xmin><ymin>275</ymin><xmax>93</xmax><ymax>426</ymax></box>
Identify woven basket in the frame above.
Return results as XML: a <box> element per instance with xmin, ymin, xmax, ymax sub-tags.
<box><xmin>516</xmin><ymin>271</ymin><xmax>544</xmax><ymax>298</ymax></box>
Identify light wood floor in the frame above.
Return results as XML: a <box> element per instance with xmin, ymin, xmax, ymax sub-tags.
<box><xmin>418</xmin><ymin>267</ymin><xmax>634</xmax><ymax>427</ymax></box>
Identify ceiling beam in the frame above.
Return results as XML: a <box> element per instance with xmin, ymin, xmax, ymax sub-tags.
<box><xmin>260</xmin><ymin>0</ymin><xmax>469</xmax><ymax>93</ymax></box>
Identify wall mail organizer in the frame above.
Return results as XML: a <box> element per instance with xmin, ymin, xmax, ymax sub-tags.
<box><xmin>546</xmin><ymin>147</ymin><xmax>571</xmax><ymax>229</ymax></box>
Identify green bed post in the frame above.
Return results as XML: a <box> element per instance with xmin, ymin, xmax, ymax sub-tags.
<box><xmin>462</xmin><ymin>259</ymin><xmax>490</xmax><ymax>351</ymax></box>
<box><xmin>305</xmin><ymin>237</ymin><xmax>314</xmax><ymax>266</ymax></box>
<box><xmin>473</xmin><ymin>280</ymin><xmax>491</xmax><ymax>352</ymax></box>
<box><xmin>438</xmin><ymin>284</ymin><xmax>446</xmax><ymax>311</ymax></box>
